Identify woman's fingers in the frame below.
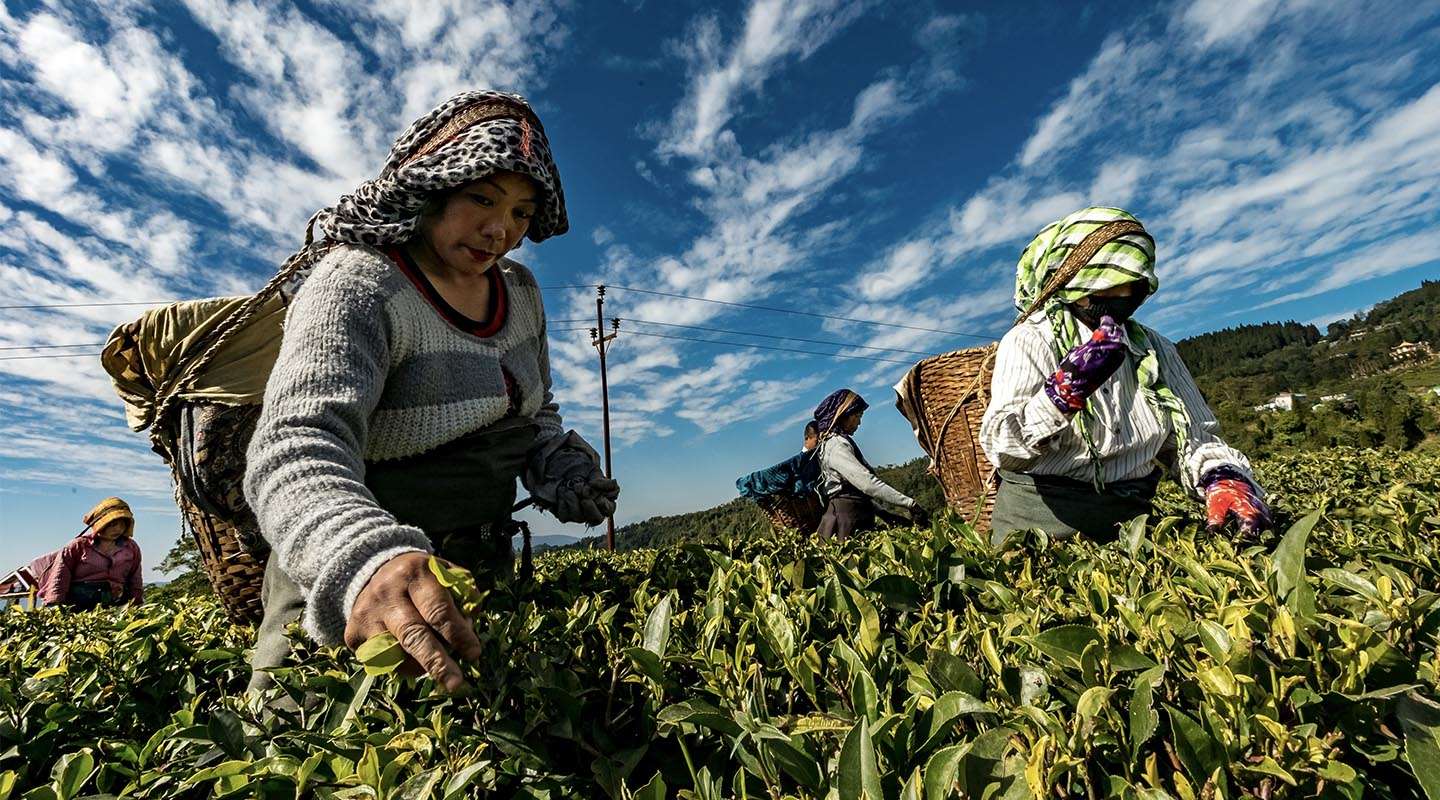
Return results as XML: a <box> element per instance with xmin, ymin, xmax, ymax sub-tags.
<box><xmin>385</xmin><ymin>605</ymin><xmax>467</xmax><ymax>693</ymax></box>
<box><xmin>408</xmin><ymin>576</ymin><xmax>482</xmax><ymax>662</ymax></box>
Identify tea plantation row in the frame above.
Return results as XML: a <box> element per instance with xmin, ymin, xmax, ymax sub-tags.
<box><xmin>2</xmin><ymin>447</ymin><xmax>1438</xmax><ymax>799</ymax></box>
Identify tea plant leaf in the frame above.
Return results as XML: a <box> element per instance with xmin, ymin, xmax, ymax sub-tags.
<box><xmin>657</xmin><ymin>700</ymin><xmax>743</xmax><ymax>737</ymax></box>
<box><xmin>765</xmin><ymin>738</ymin><xmax>824</xmax><ymax>790</ymax></box>
<box><xmin>632</xmin><ymin>772</ymin><xmax>666</xmax><ymax>800</ymax></box>
<box><xmin>48</xmin><ymin>750</ymin><xmax>93</xmax><ymax>800</ymax></box>
<box><xmin>1029</xmin><ymin>624</ymin><xmax>1102</xmax><ymax>669</ymax></box>
<box><xmin>760</xmin><ymin>604</ymin><xmax>797</xmax><ymax>661</ymax></box>
<box><xmin>1272</xmin><ymin>511</ymin><xmax>1321</xmax><ymax>616</ymax></box>
<box><xmin>356</xmin><ymin>632</ymin><xmax>405</xmax><ymax>676</ymax></box>
<box><xmin>923</xmin><ymin>744</ymin><xmax>966</xmax><ymax>800</ymax></box>
<box><xmin>866</xmin><ymin>574</ymin><xmax>923</xmax><ymax>610</ymax></box>
<box><xmin>207</xmin><ymin>709</ymin><xmax>247</xmax><ymax>760</ymax></box>
<box><xmin>919</xmin><ymin>692</ymin><xmax>991</xmax><ymax>755</ymax></box>
<box><xmin>1397</xmin><ymin>693</ymin><xmax>1440</xmax><ymax>800</ymax></box>
<box><xmin>928</xmin><ymin>649</ymin><xmax>984</xmax><ymax>695</ymax></box>
<box><xmin>1121</xmin><ymin>514</ymin><xmax>1148</xmax><ymax>558</ymax></box>
<box><xmin>1317</xmin><ymin>568</ymin><xmax>1381</xmax><ymax>603</ymax></box>
<box><xmin>642</xmin><ymin>593</ymin><xmax>673</xmax><ymax>656</ymax></box>
<box><xmin>1165</xmin><ymin>704</ymin><xmax>1223</xmax><ymax>778</ymax></box>
<box><xmin>1129</xmin><ymin>667</ymin><xmax>1162</xmax><ymax>760</ymax></box>
<box><xmin>624</xmin><ymin>647</ymin><xmax>664</xmax><ymax>683</ymax></box>
<box><xmin>838</xmin><ymin>717</ymin><xmax>883</xmax><ymax>800</ymax></box>
<box><xmin>443</xmin><ymin>762</ymin><xmax>488</xmax><ymax>800</ymax></box>
<box><xmin>1196</xmin><ymin>620</ymin><xmax>1232</xmax><ymax>660</ymax></box>
<box><xmin>1108</xmin><ymin>644</ymin><xmax>1158</xmax><ymax>672</ymax></box>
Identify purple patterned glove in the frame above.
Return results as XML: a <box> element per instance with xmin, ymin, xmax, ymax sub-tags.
<box><xmin>1044</xmin><ymin>315</ymin><xmax>1128</xmax><ymax>414</ymax></box>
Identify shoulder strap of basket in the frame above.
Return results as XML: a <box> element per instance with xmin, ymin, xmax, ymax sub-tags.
<box><xmin>148</xmin><ymin>233</ymin><xmax>336</xmax><ymax>450</ymax></box>
<box><xmin>1012</xmin><ymin>219</ymin><xmax>1147</xmax><ymax>326</ymax></box>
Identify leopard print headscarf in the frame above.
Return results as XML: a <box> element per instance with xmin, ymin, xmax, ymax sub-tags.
<box><xmin>312</xmin><ymin>90</ymin><xmax>568</xmax><ymax>246</ymax></box>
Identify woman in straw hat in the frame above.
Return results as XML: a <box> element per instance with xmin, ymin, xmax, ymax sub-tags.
<box><xmin>813</xmin><ymin>389</ymin><xmax>930</xmax><ymax>540</ymax></box>
<box><xmin>980</xmin><ymin>206</ymin><xmax>1270</xmax><ymax>544</ymax></box>
<box><xmin>38</xmin><ymin>497</ymin><xmax>144</xmax><ymax>609</ymax></box>
<box><xmin>244</xmin><ymin>91</ymin><xmax>618</xmax><ymax>694</ymax></box>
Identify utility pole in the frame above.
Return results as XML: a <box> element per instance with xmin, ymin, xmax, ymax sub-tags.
<box><xmin>590</xmin><ymin>285</ymin><xmax>620</xmax><ymax>550</ymax></box>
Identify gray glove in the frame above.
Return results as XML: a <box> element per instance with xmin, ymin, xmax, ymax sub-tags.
<box><xmin>524</xmin><ymin>431</ymin><xmax>620</xmax><ymax>525</ymax></box>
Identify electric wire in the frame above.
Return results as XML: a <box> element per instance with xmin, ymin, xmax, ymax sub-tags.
<box><xmin>622</xmin><ymin>329</ymin><xmax>912</xmax><ymax>364</ymax></box>
<box><xmin>619</xmin><ymin>317</ymin><xmax>940</xmax><ymax>357</ymax></box>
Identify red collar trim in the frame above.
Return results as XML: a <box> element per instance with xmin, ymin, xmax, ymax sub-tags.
<box><xmin>385</xmin><ymin>246</ymin><xmax>508</xmax><ymax>338</ymax></box>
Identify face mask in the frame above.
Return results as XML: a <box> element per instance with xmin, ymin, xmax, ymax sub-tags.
<box><xmin>1067</xmin><ymin>292</ymin><xmax>1146</xmax><ymax>329</ymax></box>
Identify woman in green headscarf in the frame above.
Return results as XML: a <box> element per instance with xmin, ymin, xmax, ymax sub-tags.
<box><xmin>979</xmin><ymin>207</ymin><xmax>1270</xmax><ymax>543</ymax></box>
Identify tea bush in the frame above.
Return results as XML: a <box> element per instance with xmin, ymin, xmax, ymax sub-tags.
<box><xmin>2</xmin><ymin>448</ymin><xmax>1438</xmax><ymax>799</ymax></box>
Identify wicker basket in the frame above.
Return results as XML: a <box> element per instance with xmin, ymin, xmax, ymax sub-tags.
<box><xmin>898</xmin><ymin>344</ymin><xmax>1000</xmax><ymax>530</ymax></box>
<box><xmin>894</xmin><ymin>219</ymin><xmax>1149</xmax><ymax>532</ymax></box>
<box><xmin>756</xmin><ymin>493</ymin><xmax>824</xmax><ymax>534</ymax></box>
<box><xmin>175</xmin><ymin>487</ymin><xmax>266</xmax><ymax>624</ymax></box>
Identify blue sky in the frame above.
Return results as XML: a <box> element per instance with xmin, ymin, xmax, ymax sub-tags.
<box><xmin>3</xmin><ymin>0</ymin><xmax>1439</xmax><ymax>580</ymax></box>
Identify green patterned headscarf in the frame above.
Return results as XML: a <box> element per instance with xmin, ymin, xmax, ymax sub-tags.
<box><xmin>1013</xmin><ymin>206</ymin><xmax>1191</xmax><ymax>485</ymax></box>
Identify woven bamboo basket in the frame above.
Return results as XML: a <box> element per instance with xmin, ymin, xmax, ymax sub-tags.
<box><xmin>895</xmin><ymin>219</ymin><xmax>1149</xmax><ymax>533</ymax></box>
<box><xmin>756</xmin><ymin>493</ymin><xmax>824</xmax><ymax>534</ymax></box>
<box><xmin>904</xmin><ymin>344</ymin><xmax>1001</xmax><ymax>530</ymax></box>
<box><xmin>175</xmin><ymin>487</ymin><xmax>267</xmax><ymax>624</ymax></box>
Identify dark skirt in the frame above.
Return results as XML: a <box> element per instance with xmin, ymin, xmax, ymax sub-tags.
<box><xmin>817</xmin><ymin>494</ymin><xmax>909</xmax><ymax>541</ymax></box>
<box><xmin>990</xmin><ymin>468</ymin><xmax>1160</xmax><ymax>547</ymax></box>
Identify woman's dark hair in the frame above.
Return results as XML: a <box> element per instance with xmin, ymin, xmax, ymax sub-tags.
<box><xmin>804</xmin><ymin>420</ymin><xmax>819</xmax><ymax>437</ymax></box>
<box><xmin>418</xmin><ymin>190</ymin><xmax>454</xmax><ymax>219</ymax></box>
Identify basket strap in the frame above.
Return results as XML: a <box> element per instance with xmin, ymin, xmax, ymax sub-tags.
<box><xmin>148</xmin><ymin>237</ymin><xmax>335</xmax><ymax>450</ymax></box>
<box><xmin>1013</xmin><ymin>219</ymin><xmax>1149</xmax><ymax>325</ymax></box>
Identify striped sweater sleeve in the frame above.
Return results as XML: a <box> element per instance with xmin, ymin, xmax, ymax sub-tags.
<box><xmin>244</xmin><ymin>258</ymin><xmax>431</xmax><ymax>646</ymax></box>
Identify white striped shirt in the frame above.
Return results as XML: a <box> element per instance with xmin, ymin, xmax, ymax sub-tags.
<box><xmin>979</xmin><ymin>314</ymin><xmax>1253</xmax><ymax>494</ymax></box>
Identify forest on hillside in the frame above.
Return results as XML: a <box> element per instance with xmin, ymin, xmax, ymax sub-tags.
<box><xmin>1181</xmin><ymin>280</ymin><xmax>1440</xmax><ymax>458</ymax></box>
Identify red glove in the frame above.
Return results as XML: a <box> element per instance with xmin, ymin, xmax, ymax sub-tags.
<box><xmin>1201</xmin><ymin>465</ymin><xmax>1272</xmax><ymax>535</ymax></box>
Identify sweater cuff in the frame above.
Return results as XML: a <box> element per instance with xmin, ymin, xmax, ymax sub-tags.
<box><xmin>300</xmin><ymin>528</ymin><xmax>432</xmax><ymax>647</ymax></box>
<box><xmin>1022</xmin><ymin>389</ymin><xmax>1072</xmax><ymax>447</ymax></box>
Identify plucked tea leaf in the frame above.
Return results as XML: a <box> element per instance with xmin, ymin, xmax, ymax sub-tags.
<box><xmin>356</xmin><ymin>632</ymin><xmax>405</xmax><ymax>676</ymax></box>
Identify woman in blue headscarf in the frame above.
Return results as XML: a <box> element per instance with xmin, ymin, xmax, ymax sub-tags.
<box><xmin>813</xmin><ymin>389</ymin><xmax>929</xmax><ymax>540</ymax></box>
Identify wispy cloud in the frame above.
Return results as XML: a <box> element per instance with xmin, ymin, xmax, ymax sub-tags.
<box><xmin>542</xmin><ymin>2</ymin><xmax>971</xmax><ymax>443</ymax></box>
<box><xmin>844</xmin><ymin>0</ymin><xmax>1440</xmax><ymax>351</ymax></box>
<box><xmin>0</xmin><ymin>0</ymin><xmax>568</xmax><ymax>490</ymax></box>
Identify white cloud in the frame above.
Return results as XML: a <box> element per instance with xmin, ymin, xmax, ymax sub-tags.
<box><xmin>850</xmin><ymin>0</ymin><xmax>1440</xmax><ymax>343</ymax></box>
<box><xmin>659</xmin><ymin>0</ymin><xmax>869</xmax><ymax>160</ymax></box>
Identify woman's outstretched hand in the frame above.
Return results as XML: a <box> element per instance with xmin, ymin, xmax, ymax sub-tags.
<box><xmin>1201</xmin><ymin>465</ymin><xmax>1273</xmax><ymax>537</ymax></box>
<box><xmin>344</xmin><ymin>553</ymin><xmax>482</xmax><ymax>693</ymax></box>
<box><xmin>1044</xmin><ymin>315</ymin><xmax>1128</xmax><ymax>413</ymax></box>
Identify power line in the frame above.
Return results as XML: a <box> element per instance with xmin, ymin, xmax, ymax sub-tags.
<box><xmin>620</xmin><ymin>316</ymin><xmax>939</xmax><ymax>357</ymax></box>
<box><xmin>1</xmin><ymin>286</ymin><xmax>595</xmax><ymax>312</ymax></box>
<box><xmin>624</xmin><ymin>329</ymin><xmax>913</xmax><ymax>365</ymax></box>
<box><xmin>0</xmin><ymin>353</ymin><xmax>97</xmax><ymax>362</ymax></box>
<box><xmin>0</xmin><ymin>343</ymin><xmax>104</xmax><ymax>351</ymax></box>
<box><xmin>605</xmin><ymin>284</ymin><xmax>998</xmax><ymax>342</ymax></box>
<box><xmin>0</xmin><ymin>300</ymin><xmax>172</xmax><ymax>311</ymax></box>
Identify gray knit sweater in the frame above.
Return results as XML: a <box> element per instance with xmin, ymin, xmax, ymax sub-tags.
<box><xmin>244</xmin><ymin>244</ymin><xmax>564</xmax><ymax>645</ymax></box>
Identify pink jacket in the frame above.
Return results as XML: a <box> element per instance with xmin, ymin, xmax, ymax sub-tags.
<box><xmin>39</xmin><ymin>532</ymin><xmax>143</xmax><ymax>605</ymax></box>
